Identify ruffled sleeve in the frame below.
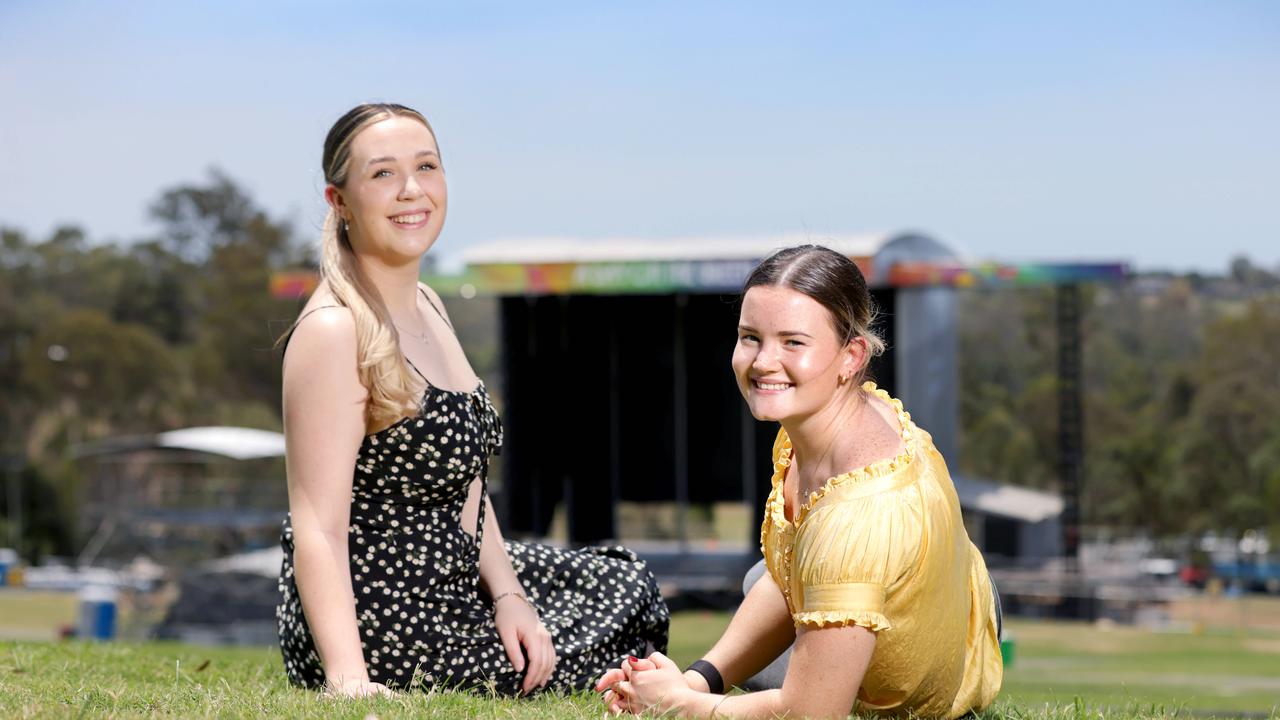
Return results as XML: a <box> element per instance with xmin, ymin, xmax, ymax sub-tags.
<box><xmin>789</xmin><ymin>485</ymin><xmax>923</xmax><ymax>631</ymax></box>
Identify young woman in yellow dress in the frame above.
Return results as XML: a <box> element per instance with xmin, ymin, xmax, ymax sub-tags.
<box><xmin>597</xmin><ymin>245</ymin><xmax>1002</xmax><ymax>718</ymax></box>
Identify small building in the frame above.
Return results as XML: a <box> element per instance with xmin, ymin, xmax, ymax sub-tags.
<box><xmin>954</xmin><ymin>474</ymin><xmax>1063</xmax><ymax>564</ymax></box>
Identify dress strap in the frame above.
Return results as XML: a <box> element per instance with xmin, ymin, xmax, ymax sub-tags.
<box><xmin>474</xmin><ymin>460</ymin><xmax>489</xmax><ymax>568</ymax></box>
<box><xmin>418</xmin><ymin>286</ymin><xmax>453</xmax><ymax>330</ymax></box>
<box><xmin>403</xmin><ymin>356</ymin><xmax>429</xmax><ymax>384</ymax></box>
<box><xmin>408</xmin><ymin>287</ymin><xmax>484</xmax><ymax>550</ymax></box>
<box><xmin>400</xmin><ymin>289</ymin><xmax>453</xmax><ymax>390</ymax></box>
<box><xmin>297</xmin><ymin>305</ymin><xmax>341</xmax><ymax>325</ymax></box>
<box><xmin>281</xmin><ymin>305</ymin><xmax>341</xmax><ymax>354</ymax></box>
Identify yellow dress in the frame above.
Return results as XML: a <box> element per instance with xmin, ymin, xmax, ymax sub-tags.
<box><xmin>760</xmin><ymin>383</ymin><xmax>1002</xmax><ymax>718</ymax></box>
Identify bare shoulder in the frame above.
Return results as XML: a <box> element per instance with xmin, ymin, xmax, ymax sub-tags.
<box><xmin>283</xmin><ymin>301</ymin><xmax>359</xmax><ymax>387</ymax></box>
<box><xmin>849</xmin><ymin>393</ymin><xmax>907</xmax><ymax>465</ymax></box>
<box><xmin>288</xmin><ymin>305</ymin><xmax>356</xmax><ymax>352</ymax></box>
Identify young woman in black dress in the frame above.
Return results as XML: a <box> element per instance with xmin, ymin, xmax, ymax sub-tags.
<box><xmin>276</xmin><ymin>103</ymin><xmax>668</xmax><ymax>698</ymax></box>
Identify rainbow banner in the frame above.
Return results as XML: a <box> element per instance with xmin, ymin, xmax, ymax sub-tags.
<box><xmin>270</xmin><ymin>270</ymin><xmax>320</xmax><ymax>299</ymax></box>
<box><xmin>887</xmin><ymin>262</ymin><xmax>1129</xmax><ymax>289</ymax></box>
<box><xmin>274</xmin><ymin>260</ymin><xmax>1128</xmax><ymax>298</ymax></box>
<box><xmin>426</xmin><ymin>259</ymin><xmax>1126</xmax><ymax>296</ymax></box>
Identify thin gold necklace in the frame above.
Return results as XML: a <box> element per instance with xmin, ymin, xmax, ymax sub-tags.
<box><xmin>393</xmin><ymin>311</ymin><xmax>429</xmax><ymax>343</ymax></box>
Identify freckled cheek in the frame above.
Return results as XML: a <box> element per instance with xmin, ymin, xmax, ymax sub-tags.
<box><xmin>789</xmin><ymin>353</ymin><xmax>823</xmax><ymax>380</ymax></box>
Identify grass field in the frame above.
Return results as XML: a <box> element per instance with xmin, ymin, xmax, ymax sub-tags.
<box><xmin>2</xmin><ymin>608</ymin><xmax>1279</xmax><ymax>718</ymax></box>
<box><xmin>1002</xmin><ymin>619</ymin><xmax>1280</xmax><ymax>714</ymax></box>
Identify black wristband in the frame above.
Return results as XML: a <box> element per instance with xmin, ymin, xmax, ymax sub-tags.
<box><xmin>685</xmin><ymin>658</ymin><xmax>725</xmax><ymax>695</ymax></box>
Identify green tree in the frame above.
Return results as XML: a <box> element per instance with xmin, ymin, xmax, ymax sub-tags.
<box><xmin>148</xmin><ymin>169</ymin><xmax>309</xmax><ymax>424</ymax></box>
<box><xmin>20</xmin><ymin>309</ymin><xmax>182</xmax><ymax>458</ymax></box>
<box><xmin>111</xmin><ymin>241</ymin><xmax>197</xmax><ymax>344</ymax></box>
<box><xmin>1175</xmin><ymin>299</ymin><xmax>1280</xmax><ymax>532</ymax></box>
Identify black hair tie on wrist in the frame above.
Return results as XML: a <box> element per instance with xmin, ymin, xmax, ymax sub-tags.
<box><xmin>686</xmin><ymin>659</ymin><xmax>725</xmax><ymax>695</ymax></box>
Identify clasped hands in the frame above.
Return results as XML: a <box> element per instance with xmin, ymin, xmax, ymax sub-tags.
<box><xmin>594</xmin><ymin>652</ymin><xmax>706</xmax><ymax>716</ymax></box>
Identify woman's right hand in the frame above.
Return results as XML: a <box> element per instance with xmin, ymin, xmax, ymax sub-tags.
<box><xmin>324</xmin><ymin>676</ymin><xmax>394</xmax><ymax>699</ymax></box>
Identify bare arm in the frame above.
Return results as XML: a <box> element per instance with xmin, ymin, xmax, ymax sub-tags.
<box><xmin>282</xmin><ymin>307</ymin><xmax>377</xmax><ymax>692</ymax></box>
<box><xmin>461</xmin><ymin>468</ymin><xmax>556</xmax><ymax>693</ymax></box>
<box><xmin>462</xmin><ymin>480</ymin><xmax>524</xmax><ymax>601</ymax></box>
<box><xmin>623</xmin><ymin>624</ymin><xmax>876</xmax><ymax>719</ymax></box>
<box><xmin>600</xmin><ymin>569</ymin><xmax>795</xmax><ymax>697</ymax></box>
<box><xmin>696</xmin><ymin>570</ymin><xmax>796</xmax><ymax>689</ymax></box>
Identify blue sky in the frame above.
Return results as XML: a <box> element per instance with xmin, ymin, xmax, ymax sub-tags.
<box><xmin>1</xmin><ymin>1</ymin><xmax>1277</xmax><ymax>272</ymax></box>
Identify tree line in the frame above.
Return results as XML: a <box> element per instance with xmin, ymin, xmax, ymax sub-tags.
<box><xmin>1</xmin><ymin>171</ymin><xmax>308</xmax><ymax>560</ymax></box>
<box><xmin>2</xmin><ymin>170</ymin><xmax>1278</xmax><ymax>560</ymax></box>
<box><xmin>957</xmin><ymin>267</ymin><xmax>1280</xmax><ymax>541</ymax></box>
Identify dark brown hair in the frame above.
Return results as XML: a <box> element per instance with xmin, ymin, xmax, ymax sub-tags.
<box><xmin>743</xmin><ymin>244</ymin><xmax>886</xmax><ymax>382</ymax></box>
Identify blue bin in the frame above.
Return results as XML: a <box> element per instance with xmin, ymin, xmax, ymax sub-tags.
<box><xmin>0</xmin><ymin>548</ymin><xmax>17</xmax><ymax>587</ymax></box>
<box><xmin>78</xmin><ymin>585</ymin><xmax>118</xmax><ymax>640</ymax></box>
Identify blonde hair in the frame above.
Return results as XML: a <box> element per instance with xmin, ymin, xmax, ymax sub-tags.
<box><xmin>319</xmin><ymin>103</ymin><xmax>440</xmax><ymax>430</ymax></box>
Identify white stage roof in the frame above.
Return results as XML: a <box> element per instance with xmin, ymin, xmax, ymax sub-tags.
<box><xmin>75</xmin><ymin>426</ymin><xmax>285</xmax><ymax>461</ymax></box>
<box><xmin>155</xmin><ymin>427</ymin><xmax>285</xmax><ymax>460</ymax></box>
<box><xmin>459</xmin><ymin>233</ymin><xmax>899</xmax><ymax>265</ymax></box>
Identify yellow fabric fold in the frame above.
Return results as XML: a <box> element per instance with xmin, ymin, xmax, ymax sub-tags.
<box><xmin>796</xmin><ymin>582</ymin><xmax>892</xmax><ymax>631</ymax></box>
<box><xmin>801</xmin><ymin>581</ymin><xmax>886</xmax><ymax>614</ymax></box>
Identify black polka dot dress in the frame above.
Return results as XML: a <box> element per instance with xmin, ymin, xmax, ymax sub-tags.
<box><xmin>276</xmin><ymin>383</ymin><xmax>669</xmax><ymax>694</ymax></box>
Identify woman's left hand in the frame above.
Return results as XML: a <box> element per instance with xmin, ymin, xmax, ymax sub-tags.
<box><xmin>494</xmin><ymin>595</ymin><xmax>556</xmax><ymax>694</ymax></box>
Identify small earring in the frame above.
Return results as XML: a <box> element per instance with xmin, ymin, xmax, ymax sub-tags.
<box><xmin>343</xmin><ymin>221</ymin><xmax>350</xmax><ymax>232</ymax></box>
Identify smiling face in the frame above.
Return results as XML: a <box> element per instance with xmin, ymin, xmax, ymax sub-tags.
<box><xmin>731</xmin><ymin>285</ymin><xmax>863</xmax><ymax>423</ymax></box>
<box><xmin>326</xmin><ymin>115</ymin><xmax>447</xmax><ymax>265</ymax></box>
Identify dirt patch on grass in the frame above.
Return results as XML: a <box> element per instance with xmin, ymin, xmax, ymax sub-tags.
<box><xmin>0</xmin><ymin>589</ymin><xmax>77</xmax><ymax>639</ymax></box>
<box><xmin>1010</xmin><ymin>619</ymin><xmax>1167</xmax><ymax>654</ymax></box>
<box><xmin>1166</xmin><ymin>595</ymin><xmax>1280</xmax><ymax>631</ymax></box>
<box><xmin>1242</xmin><ymin>637</ymin><xmax>1280</xmax><ymax>654</ymax></box>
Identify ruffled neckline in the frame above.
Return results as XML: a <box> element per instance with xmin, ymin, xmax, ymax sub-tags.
<box><xmin>768</xmin><ymin>381</ymin><xmax>915</xmax><ymax>530</ymax></box>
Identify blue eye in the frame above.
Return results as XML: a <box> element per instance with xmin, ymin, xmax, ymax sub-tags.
<box><xmin>418</xmin><ymin>162</ymin><xmax>438</xmax><ymax>172</ymax></box>
<box><xmin>373</xmin><ymin>169</ymin><xmax>392</xmax><ymax>179</ymax></box>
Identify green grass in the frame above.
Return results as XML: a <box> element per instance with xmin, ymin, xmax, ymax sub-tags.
<box><xmin>0</xmin><ymin>612</ymin><xmax>726</xmax><ymax>719</ymax></box>
<box><xmin>1000</xmin><ymin>619</ymin><xmax>1280</xmax><ymax>715</ymax></box>
<box><xmin>1</xmin><ymin>613</ymin><xmax>1279</xmax><ymax>718</ymax></box>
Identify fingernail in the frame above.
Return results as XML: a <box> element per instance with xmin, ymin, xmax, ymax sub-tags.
<box><xmin>628</xmin><ymin>655</ymin><xmax>639</xmax><ymax>663</ymax></box>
